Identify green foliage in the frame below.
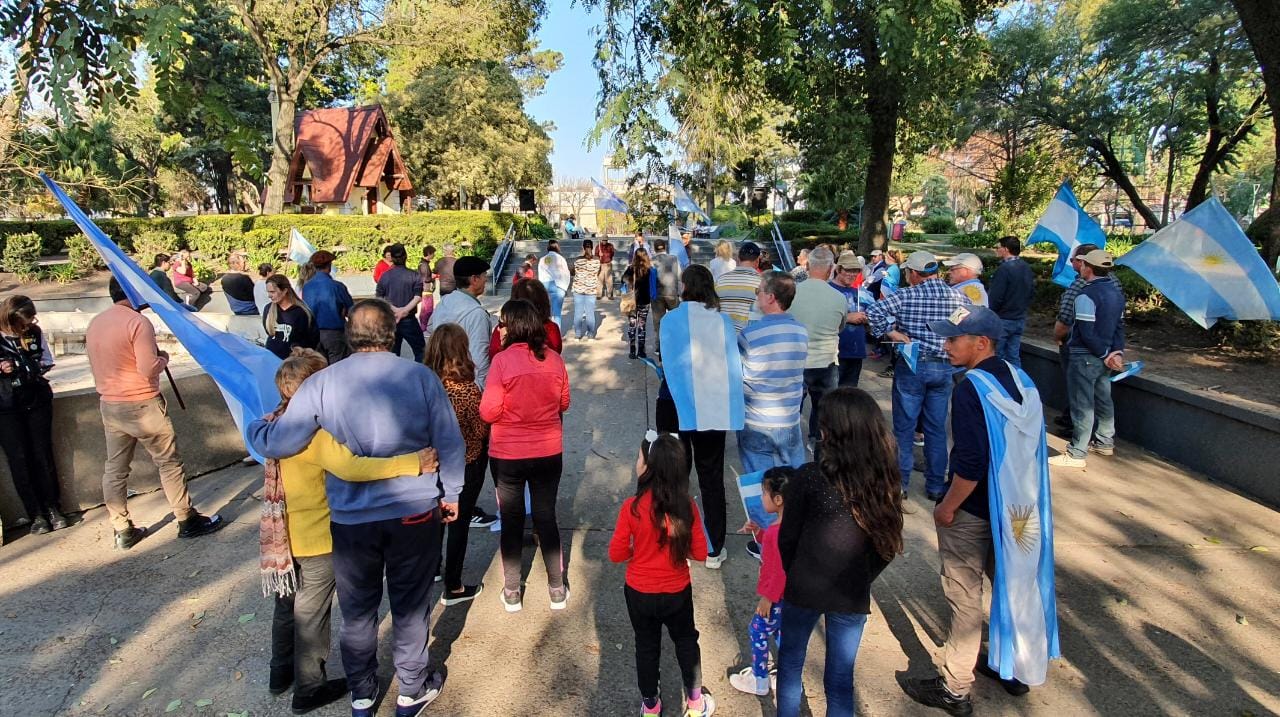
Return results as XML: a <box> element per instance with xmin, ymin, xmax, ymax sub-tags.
<box><xmin>66</xmin><ymin>234</ymin><xmax>105</xmax><ymax>275</ymax></box>
<box><xmin>949</xmin><ymin>231</ymin><xmax>999</xmax><ymax>249</ymax></box>
<box><xmin>1211</xmin><ymin>320</ymin><xmax>1280</xmax><ymax>353</ymax></box>
<box><xmin>778</xmin><ymin>209</ymin><xmax>826</xmax><ymax>223</ymax></box>
<box><xmin>920</xmin><ymin>213</ymin><xmax>958</xmax><ymax>235</ymax></box>
<box><xmin>46</xmin><ymin>262</ymin><xmax>80</xmax><ymax>284</ymax></box>
<box><xmin>1</xmin><ymin>233</ymin><xmax>42</xmax><ymax>280</ymax></box>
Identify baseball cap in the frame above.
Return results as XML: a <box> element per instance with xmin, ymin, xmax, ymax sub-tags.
<box><xmin>452</xmin><ymin>256</ymin><xmax>491</xmax><ymax>281</ymax></box>
<box><xmin>943</xmin><ymin>253</ymin><xmax>983</xmax><ymax>273</ymax></box>
<box><xmin>903</xmin><ymin>251</ymin><xmax>940</xmax><ymax>274</ymax></box>
<box><xmin>836</xmin><ymin>251</ymin><xmax>864</xmax><ymax>270</ymax></box>
<box><xmin>870</xmin><ymin>249</ymin><xmax>884</xmax><ymax>257</ymax></box>
<box><xmin>1080</xmin><ymin>249</ymin><xmax>1114</xmax><ymax>268</ymax></box>
<box><xmin>309</xmin><ymin>250</ymin><xmax>336</xmax><ymax>268</ymax></box>
<box><xmin>928</xmin><ymin>305</ymin><xmax>1003</xmax><ymax>339</ymax></box>
<box><xmin>737</xmin><ymin>241</ymin><xmax>762</xmax><ymax>260</ymax></box>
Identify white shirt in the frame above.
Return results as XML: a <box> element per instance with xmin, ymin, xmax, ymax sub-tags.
<box><xmin>710</xmin><ymin>257</ymin><xmax>737</xmax><ymax>281</ymax></box>
<box><xmin>253</xmin><ymin>280</ymin><xmax>270</xmax><ymax>315</ymax></box>
<box><xmin>537</xmin><ymin>252</ymin><xmax>572</xmax><ymax>292</ymax></box>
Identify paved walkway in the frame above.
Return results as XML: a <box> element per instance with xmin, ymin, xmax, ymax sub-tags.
<box><xmin>3</xmin><ymin>299</ymin><xmax>1279</xmax><ymax>716</ymax></box>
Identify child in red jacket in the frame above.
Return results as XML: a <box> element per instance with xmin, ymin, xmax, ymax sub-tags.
<box><xmin>609</xmin><ymin>431</ymin><xmax>715</xmax><ymax>717</ymax></box>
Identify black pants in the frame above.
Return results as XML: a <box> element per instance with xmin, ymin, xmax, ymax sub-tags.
<box><xmin>656</xmin><ymin>396</ymin><xmax>727</xmax><ymax>556</ymax></box>
<box><xmin>442</xmin><ymin>454</ymin><xmax>488</xmax><ymax>591</ymax></box>
<box><xmin>0</xmin><ymin>387</ymin><xmax>61</xmax><ymax>519</ymax></box>
<box><xmin>330</xmin><ymin>512</ymin><xmax>440</xmax><ymax>701</ymax></box>
<box><xmin>271</xmin><ymin>554</ymin><xmax>336</xmax><ymax>696</ymax></box>
<box><xmin>392</xmin><ymin>318</ymin><xmax>425</xmax><ymax>363</ymax></box>
<box><xmin>838</xmin><ymin>358</ymin><xmax>863</xmax><ymax>387</ymax></box>
<box><xmin>490</xmin><ymin>454</ymin><xmax>564</xmax><ymax>592</ymax></box>
<box><xmin>317</xmin><ymin>329</ymin><xmax>349</xmax><ymax>364</ymax></box>
<box><xmin>802</xmin><ymin>364</ymin><xmax>838</xmax><ymax>443</ymax></box>
<box><xmin>625</xmin><ymin>584</ymin><xmax>702</xmax><ymax>699</ymax></box>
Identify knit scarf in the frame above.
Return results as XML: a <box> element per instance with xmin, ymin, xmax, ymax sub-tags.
<box><xmin>259</xmin><ymin>455</ymin><xmax>297</xmax><ymax>598</ymax></box>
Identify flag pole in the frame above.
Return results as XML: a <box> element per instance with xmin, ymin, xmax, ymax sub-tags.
<box><xmin>165</xmin><ymin>367</ymin><xmax>187</xmax><ymax>410</ymax></box>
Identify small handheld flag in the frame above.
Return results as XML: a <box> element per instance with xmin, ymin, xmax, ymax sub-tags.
<box><xmin>1027</xmin><ymin>183</ymin><xmax>1108</xmax><ymax>287</ymax></box>
<box><xmin>592</xmin><ymin>179</ymin><xmax>630</xmax><ymax>214</ymax></box>
<box><xmin>1116</xmin><ymin>199</ymin><xmax>1280</xmax><ymax>328</ymax></box>
<box><xmin>896</xmin><ymin>342</ymin><xmax>920</xmax><ymax>373</ymax></box>
<box><xmin>1110</xmin><ymin>360</ymin><xmax>1143</xmax><ymax>383</ymax></box>
<box><xmin>288</xmin><ymin>228</ymin><xmax>317</xmax><ymax>265</ymax></box>
<box><xmin>736</xmin><ymin>471</ymin><xmax>777</xmax><ymax>530</ymax></box>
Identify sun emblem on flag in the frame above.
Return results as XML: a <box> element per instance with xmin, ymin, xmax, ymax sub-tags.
<box><xmin>1202</xmin><ymin>254</ymin><xmax>1225</xmax><ymax>267</ymax></box>
<box><xmin>1008</xmin><ymin>504</ymin><xmax>1039</xmax><ymax>553</ymax></box>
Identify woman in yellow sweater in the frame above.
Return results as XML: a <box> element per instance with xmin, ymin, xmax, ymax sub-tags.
<box><xmin>261</xmin><ymin>348</ymin><xmax>437</xmax><ymax>714</ymax></box>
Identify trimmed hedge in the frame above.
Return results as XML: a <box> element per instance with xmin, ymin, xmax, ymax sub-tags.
<box><xmin>0</xmin><ymin>211</ymin><xmax>533</xmax><ymax>274</ymax></box>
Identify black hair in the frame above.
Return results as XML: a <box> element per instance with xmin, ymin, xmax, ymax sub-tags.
<box><xmin>680</xmin><ymin>264</ymin><xmax>719</xmax><ymax>309</ymax></box>
<box><xmin>654</xmin><ymin>238</ymin><xmax>669</xmax><ymax>252</ymax></box>
<box><xmin>108</xmin><ymin>277</ymin><xmax>129</xmax><ymax>303</ymax></box>
<box><xmin>762</xmin><ymin>466</ymin><xmax>796</xmax><ymax>500</ymax></box>
<box><xmin>633</xmin><ymin>434</ymin><xmax>694</xmax><ymax>565</ymax></box>
<box><xmin>153</xmin><ymin>253</ymin><xmax>170</xmax><ymax>268</ymax></box>
<box><xmin>389</xmin><ymin>243</ymin><xmax>408</xmax><ymax>265</ymax></box>
<box><xmin>998</xmin><ymin>235</ymin><xmax>1022</xmax><ymax>255</ymax></box>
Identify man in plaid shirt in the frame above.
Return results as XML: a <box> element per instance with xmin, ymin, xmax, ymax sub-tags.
<box><xmin>1050</xmin><ymin>243</ymin><xmax>1098</xmax><ymax>429</ymax></box>
<box><xmin>850</xmin><ymin>251</ymin><xmax>970</xmax><ymax>500</ymax></box>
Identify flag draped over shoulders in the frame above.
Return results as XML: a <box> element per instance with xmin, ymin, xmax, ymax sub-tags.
<box><xmin>659</xmin><ymin>303</ymin><xmax>744</xmax><ymax>431</ymax></box>
<box><xmin>965</xmin><ymin>365</ymin><xmax>1060</xmax><ymax>686</ymax></box>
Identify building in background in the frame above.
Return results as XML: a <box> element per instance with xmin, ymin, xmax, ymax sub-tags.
<box><xmin>283</xmin><ymin>105</ymin><xmax>414</xmax><ymax>215</ymax></box>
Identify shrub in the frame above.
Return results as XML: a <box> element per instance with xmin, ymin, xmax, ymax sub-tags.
<box><xmin>900</xmin><ymin>231</ymin><xmax>924</xmax><ymax>243</ymax></box>
<box><xmin>920</xmin><ymin>213</ymin><xmax>958</xmax><ymax>235</ymax></box>
<box><xmin>66</xmin><ymin>234</ymin><xmax>105</xmax><ymax>275</ymax></box>
<box><xmin>1</xmin><ymin>232</ymin><xmax>42</xmax><ymax>280</ymax></box>
<box><xmin>46</xmin><ymin>263</ymin><xmax>79</xmax><ymax>284</ymax></box>
<box><xmin>132</xmin><ymin>231</ymin><xmax>180</xmax><ymax>266</ymax></box>
<box><xmin>950</xmin><ymin>231</ymin><xmax>1000</xmax><ymax>249</ymax></box>
<box><xmin>778</xmin><ymin>209</ymin><xmax>825</xmax><ymax>223</ymax></box>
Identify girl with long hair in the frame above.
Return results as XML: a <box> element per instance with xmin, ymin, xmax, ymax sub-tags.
<box><xmin>480</xmin><ymin>299</ymin><xmax>571</xmax><ymax>612</ymax></box>
<box><xmin>608</xmin><ymin>432</ymin><xmax>715</xmax><ymax>717</ymax></box>
<box><xmin>621</xmin><ymin>248</ymin><xmax>653</xmax><ymax>359</ymax></box>
<box><xmin>775</xmin><ymin>387</ymin><xmax>904</xmax><ymax>717</ymax></box>
<box><xmin>0</xmin><ymin>295</ymin><xmax>67</xmax><ymax>533</ymax></box>
<box><xmin>729</xmin><ymin>466</ymin><xmax>794</xmax><ymax>696</ymax></box>
<box><xmin>488</xmin><ymin>278</ymin><xmax>562</xmax><ymax>356</ymax></box>
<box><xmin>263</xmin><ymin>274</ymin><xmax>318</xmax><ymax>359</ymax></box>
<box><xmin>424</xmin><ymin>324</ymin><xmax>488</xmax><ymax>605</ymax></box>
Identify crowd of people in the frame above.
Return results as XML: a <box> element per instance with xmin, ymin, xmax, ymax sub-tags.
<box><xmin>0</xmin><ymin>228</ymin><xmax>1126</xmax><ymax>717</ymax></box>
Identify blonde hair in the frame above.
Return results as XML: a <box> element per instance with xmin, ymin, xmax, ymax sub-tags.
<box><xmin>886</xmin><ymin>248</ymin><xmax>906</xmax><ymax>264</ymax></box>
<box><xmin>714</xmin><ymin>240</ymin><xmax>733</xmax><ymax>261</ymax></box>
<box><xmin>275</xmin><ymin>348</ymin><xmax>328</xmax><ymax>405</ymax></box>
<box><xmin>264</xmin><ymin>274</ymin><xmax>314</xmax><ymax>336</ymax></box>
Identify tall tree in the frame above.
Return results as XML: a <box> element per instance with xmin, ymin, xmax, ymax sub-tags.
<box><xmin>1230</xmin><ymin>0</ymin><xmax>1280</xmax><ymax>271</ymax></box>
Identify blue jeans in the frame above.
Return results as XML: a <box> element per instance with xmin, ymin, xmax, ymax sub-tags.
<box><xmin>572</xmin><ymin>292</ymin><xmax>597</xmax><ymax>338</ymax></box>
<box><xmin>997</xmin><ymin>318</ymin><xmax>1025</xmax><ymax>366</ymax></box>
<box><xmin>1066</xmin><ymin>353</ymin><xmax>1115</xmax><ymax>458</ymax></box>
<box><xmin>547</xmin><ymin>283</ymin><xmax>565</xmax><ymax>330</ymax></box>
<box><xmin>803</xmin><ymin>364</ymin><xmax>839</xmax><ymax>442</ymax></box>
<box><xmin>892</xmin><ymin>360</ymin><xmax>952</xmax><ymax>494</ymax></box>
<box><xmin>776</xmin><ymin>603</ymin><xmax>868</xmax><ymax>717</ymax></box>
<box><xmin>737</xmin><ymin>424</ymin><xmax>806</xmax><ymax>474</ymax></box>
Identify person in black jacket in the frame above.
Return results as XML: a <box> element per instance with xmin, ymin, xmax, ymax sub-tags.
<box><xmin>987</xmin><ymin>236</ymin><xmax>1036</xmax><ymax>366</ymax></box>
<box><xmin>621</xmin><ymin>248</ymin><xmax>654</xmax><ymax>359</ymax></box>
<box><xmin>775</xmin><ymin>387</ymin><xmax>904</xmax><ymax>717</ymax></box>
<box><xmin>0</xmin><ymin>296</ymin><xmax>69</xmax><ymax>534</ymax></box>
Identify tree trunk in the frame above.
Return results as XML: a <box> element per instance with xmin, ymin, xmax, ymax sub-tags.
<box><xmin>1089</xmin><ymin>138</ymin><xmax>1163</xmax><ymax>230</ymax></box>
<box><xmin>857</xmin><ymin>17</ymin><xmax>896</xmax><ymax>255</ymax></box>
<box><xmin>263</xmin><ymin>83</ymin><xmax>297</xmax><ymax>215</ymax></box>
<box><xmin>1161</xmin><ymin>142</ymin><xmax>1176</xmax><ymax>225</ymax></box>
<box><xmin>1230</xmin><ymin>0</ymin><xmax>1280</xmax><ymax>205</ymax></box>
<box><xmin>703</xmin><ymin>167</ymin><xmax>715</xmax><ymax>218</ymax></box>
<box><xmin>212</xmin><ymin>150</ymin><xmax>234</xmax><ymax>214</ymax></box>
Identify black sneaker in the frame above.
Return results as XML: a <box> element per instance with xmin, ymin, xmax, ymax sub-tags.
<box><xmin>29</xmin><ymin>516</ymin><xmax>51</xmax><ymax>535</ymax></box>
<box><xmin>269</xmin><ymin>664</ymin><xmax>294</xmax><ymax>695</ymax></box>
<box><xmin>903</xmin><ymin>676</ymin><xmax>973</xmax><ymax>716</ymax></box>
<box><xmin>115</xmin><ymin>525</ymin><xmax>148</xmax><ymax>550</ymax></box>
<box><xmin>291</xmin><ymin>678</ymin><xmax>346</xmax><ymax>714</ymax></box>
<box><xmin>48</xmin><ymin>512</ymin><xmax>70</xmax><ymax>530</ymax></box>
<box><xmin>469</xmin><ymin>512</ymin><xmax>498</xmax><ymax>530</ymax></box>
<box><xmin>976</xmin><ymin>654</ymin><xmax>1030</xmax><ymax>696</ymax></box>
<box><xmin>440</xmin><ymin>584</ymin><xmax>484</xmax><ymax>606</ymax></box>
<box><xmin>1053</xmin><ymin>414</ymin><xmax>1073</xmax><ymax>429</ymax></box>
<box><xmin>745</xmin><ymin>540</ymin><xmax>762</xmax><ymax>562</ymax></box>
<box><xmin>178</xmin><ymin>513</ymin><xmax>227</xmax><ymax>539</ymax></box>
<box><xmin>628</xmin><ymin>351</ymin><xmax>638</xmax><ymax>359</ymax></box>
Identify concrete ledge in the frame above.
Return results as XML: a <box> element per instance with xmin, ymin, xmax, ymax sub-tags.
<box><xmin>0</xmin><ymin>372</ymin><xmax>250</xmax><ymax>525</ymax></box>
<box><xmin>1020</xmin><ymin>339</ymin><xmax>1280</xmax><ymax>507</ymax></box>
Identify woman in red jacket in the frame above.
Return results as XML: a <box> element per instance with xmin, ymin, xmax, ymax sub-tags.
<box><xmin>488</xmin><ymin>279</ymin><xmax>563</xmax><ymax>357</ymax></box>
<box><xmin>480</xmin><ymin>299</ymin><xmax>571</xmax><ymax>613</ymax></box>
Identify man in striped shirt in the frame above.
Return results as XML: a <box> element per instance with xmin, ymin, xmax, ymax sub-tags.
<box><xmin>716</xmin><ymin>241</ymin><xmax>764</xmax><ymax>331</ymax></box>
<box><xmin>736</xmin><ymin>271</ymin><xmax>809</xmax><ymax>473</ymax></box>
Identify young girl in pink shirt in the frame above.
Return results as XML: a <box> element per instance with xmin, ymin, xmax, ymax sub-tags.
<box><xmin>730</xmin><ymin>466</ymin><xmax>794</xmax><ymax>696</ymax></box>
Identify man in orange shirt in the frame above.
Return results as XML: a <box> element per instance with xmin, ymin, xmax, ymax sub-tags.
<box><xmin>85</xmin><ymin>278</ymin><xmax>226</xmax><ymax>550</ymax></box>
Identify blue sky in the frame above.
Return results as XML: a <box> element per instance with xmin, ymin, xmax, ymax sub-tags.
<box><xmin>525</xmin><ymin>0</ymin><xmax>609</xmax><ymax>182</ymax></box>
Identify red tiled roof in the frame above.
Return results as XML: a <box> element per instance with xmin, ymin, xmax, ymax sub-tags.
<box><xmin>283</xmin><ymin>105</ymin><xmax>413</xmax><ymax>204</ymax></box>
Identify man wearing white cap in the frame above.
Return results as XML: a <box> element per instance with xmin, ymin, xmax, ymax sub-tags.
<box><xmin>850</xmin><ymin>251</ymin><xmax>970</xmax><ymax>500</ymax></box>
<box><xmin>944</xmin><ymin>253</ymin><xmax>988</xmax><ymax>307</ymax></box>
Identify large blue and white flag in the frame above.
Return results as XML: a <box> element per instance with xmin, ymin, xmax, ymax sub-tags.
<box><xmin>40</xmin><ymin>174</ymin><xmax>282</xmax><ymax>462</ymax></box>
<box><xmin>1116</xmin><ymin>199</ymin><xmax>1280</xmax><ymax>329</ymax></box>
<box><xmin>659</xmin><ymin>303</ymin><xmax>745</xmax><ymax>431</ymax></box>
<box><xmin>1027</xmin><ymin>183</ymin><xmax>1107</xmax><ymax>287</ymax></box>
<box><xmin>736</xmin><ymin>470</ymin><xmax>777</xmax><ymax>530</ymax></box>
<box><xmin>673</xmin><ymin>184</ymin><xmax>710</xmax><ymax>223</ymax></box>
<box><xmin>592</xmin><ymin>179</ymin><xmax>630</xmax><ymax>214</ymax></box>
<box><xmin>666</xmin><ymin>224</ymin><xmax>691</xmax><ymax>268</ymax></box>
<box><xmin>288</xmin><ymin>228</ymin><xmax>317</xmax><ymax>265</ymax></box>
<box><xmin>965</xmin><ymin>366</ymin><xmax>1060</xmax><ymax>686</ymax></box>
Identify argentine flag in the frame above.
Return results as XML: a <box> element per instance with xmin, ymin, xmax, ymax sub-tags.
<box><xmin>965</xmin><ymin>365</ymin><xmax>1060</xmax><ymax>686</ymax></box>
<box><xmin>592</xmin><ymin>179</ymin><xmax>630</xmax><ymax>214</ymax></box>
<box><xmin>673</xmin><ymin>183</ymin><xmax>710</xmax><ymax>223</ymax></box>
<box><xmin>896</xmin><ymin>341</ymin><xmax>920</xmax><ymax>373</ymax></box>
<box><xmin>1116</xmin><ymin>199</ymin><xmax>1280</xmax><ymax>329</ymax></box>
<box><xmin>735</xmin><ymin>470</ymin><xmax>777</xmax><ymax>530</ymax></box>
<box><xmin>666</xmin><ymin>223</ymin><xmax>691</xmax><ymax>268</ymax></box>
<box><xmin>41</xmin><ymin>175</ymin><xmax>282</xmax><ymax>462</ymax></box>
<box><xmin>658</xmin><ymin>302</ymin><xmax>745</xmax><ymax>432</ymax></box>
<box><xmin>1027</xmin><ymin>183</ymin><xmax>1107</xmax><ymax>287</ymax></box>
<box><xmin>288</xmin><ymin>227</ymin><xmax>317</xmax><ymax>265</ymax></box>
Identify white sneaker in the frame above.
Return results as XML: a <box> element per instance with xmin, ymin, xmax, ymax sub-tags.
<box><xmin>729</xmin><ymin>667</ymin><xmax>770</xmax><ymax>696</ymax></box>
<box><xmin>1048</xmin><ymin>453</ymin><xmax>1086</xmax><ymax>469</ymax></box>
<box><xmin>549</xmin><ymin>585</ymin><xmax>570</xmax><ymax>610</ymax></box>
<box><xmin>705</xmin><ymin>551</ymin><xmax>727</xmax><ymax>570</ymax></box>
<box><xmin>395</xmin><ymin>671</ymin><xmax>443</xmax><ymax>717</ymax></box>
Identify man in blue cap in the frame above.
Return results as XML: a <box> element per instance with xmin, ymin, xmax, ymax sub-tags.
<box><xmin>904</xmin><ymin>303</ymin><xmax>1058</xmax><ymax>714</ymax></box>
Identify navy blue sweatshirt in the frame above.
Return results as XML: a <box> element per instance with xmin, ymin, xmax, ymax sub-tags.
<box><xmin>1068</xmin><ymin>277</ymin><xmax>1126</xmax><ymax>358</ymax></box>
<box><xmin>988</xmin><ymin>257</ymin><xmax>1035</xmax><ymax>320</ymax></box>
